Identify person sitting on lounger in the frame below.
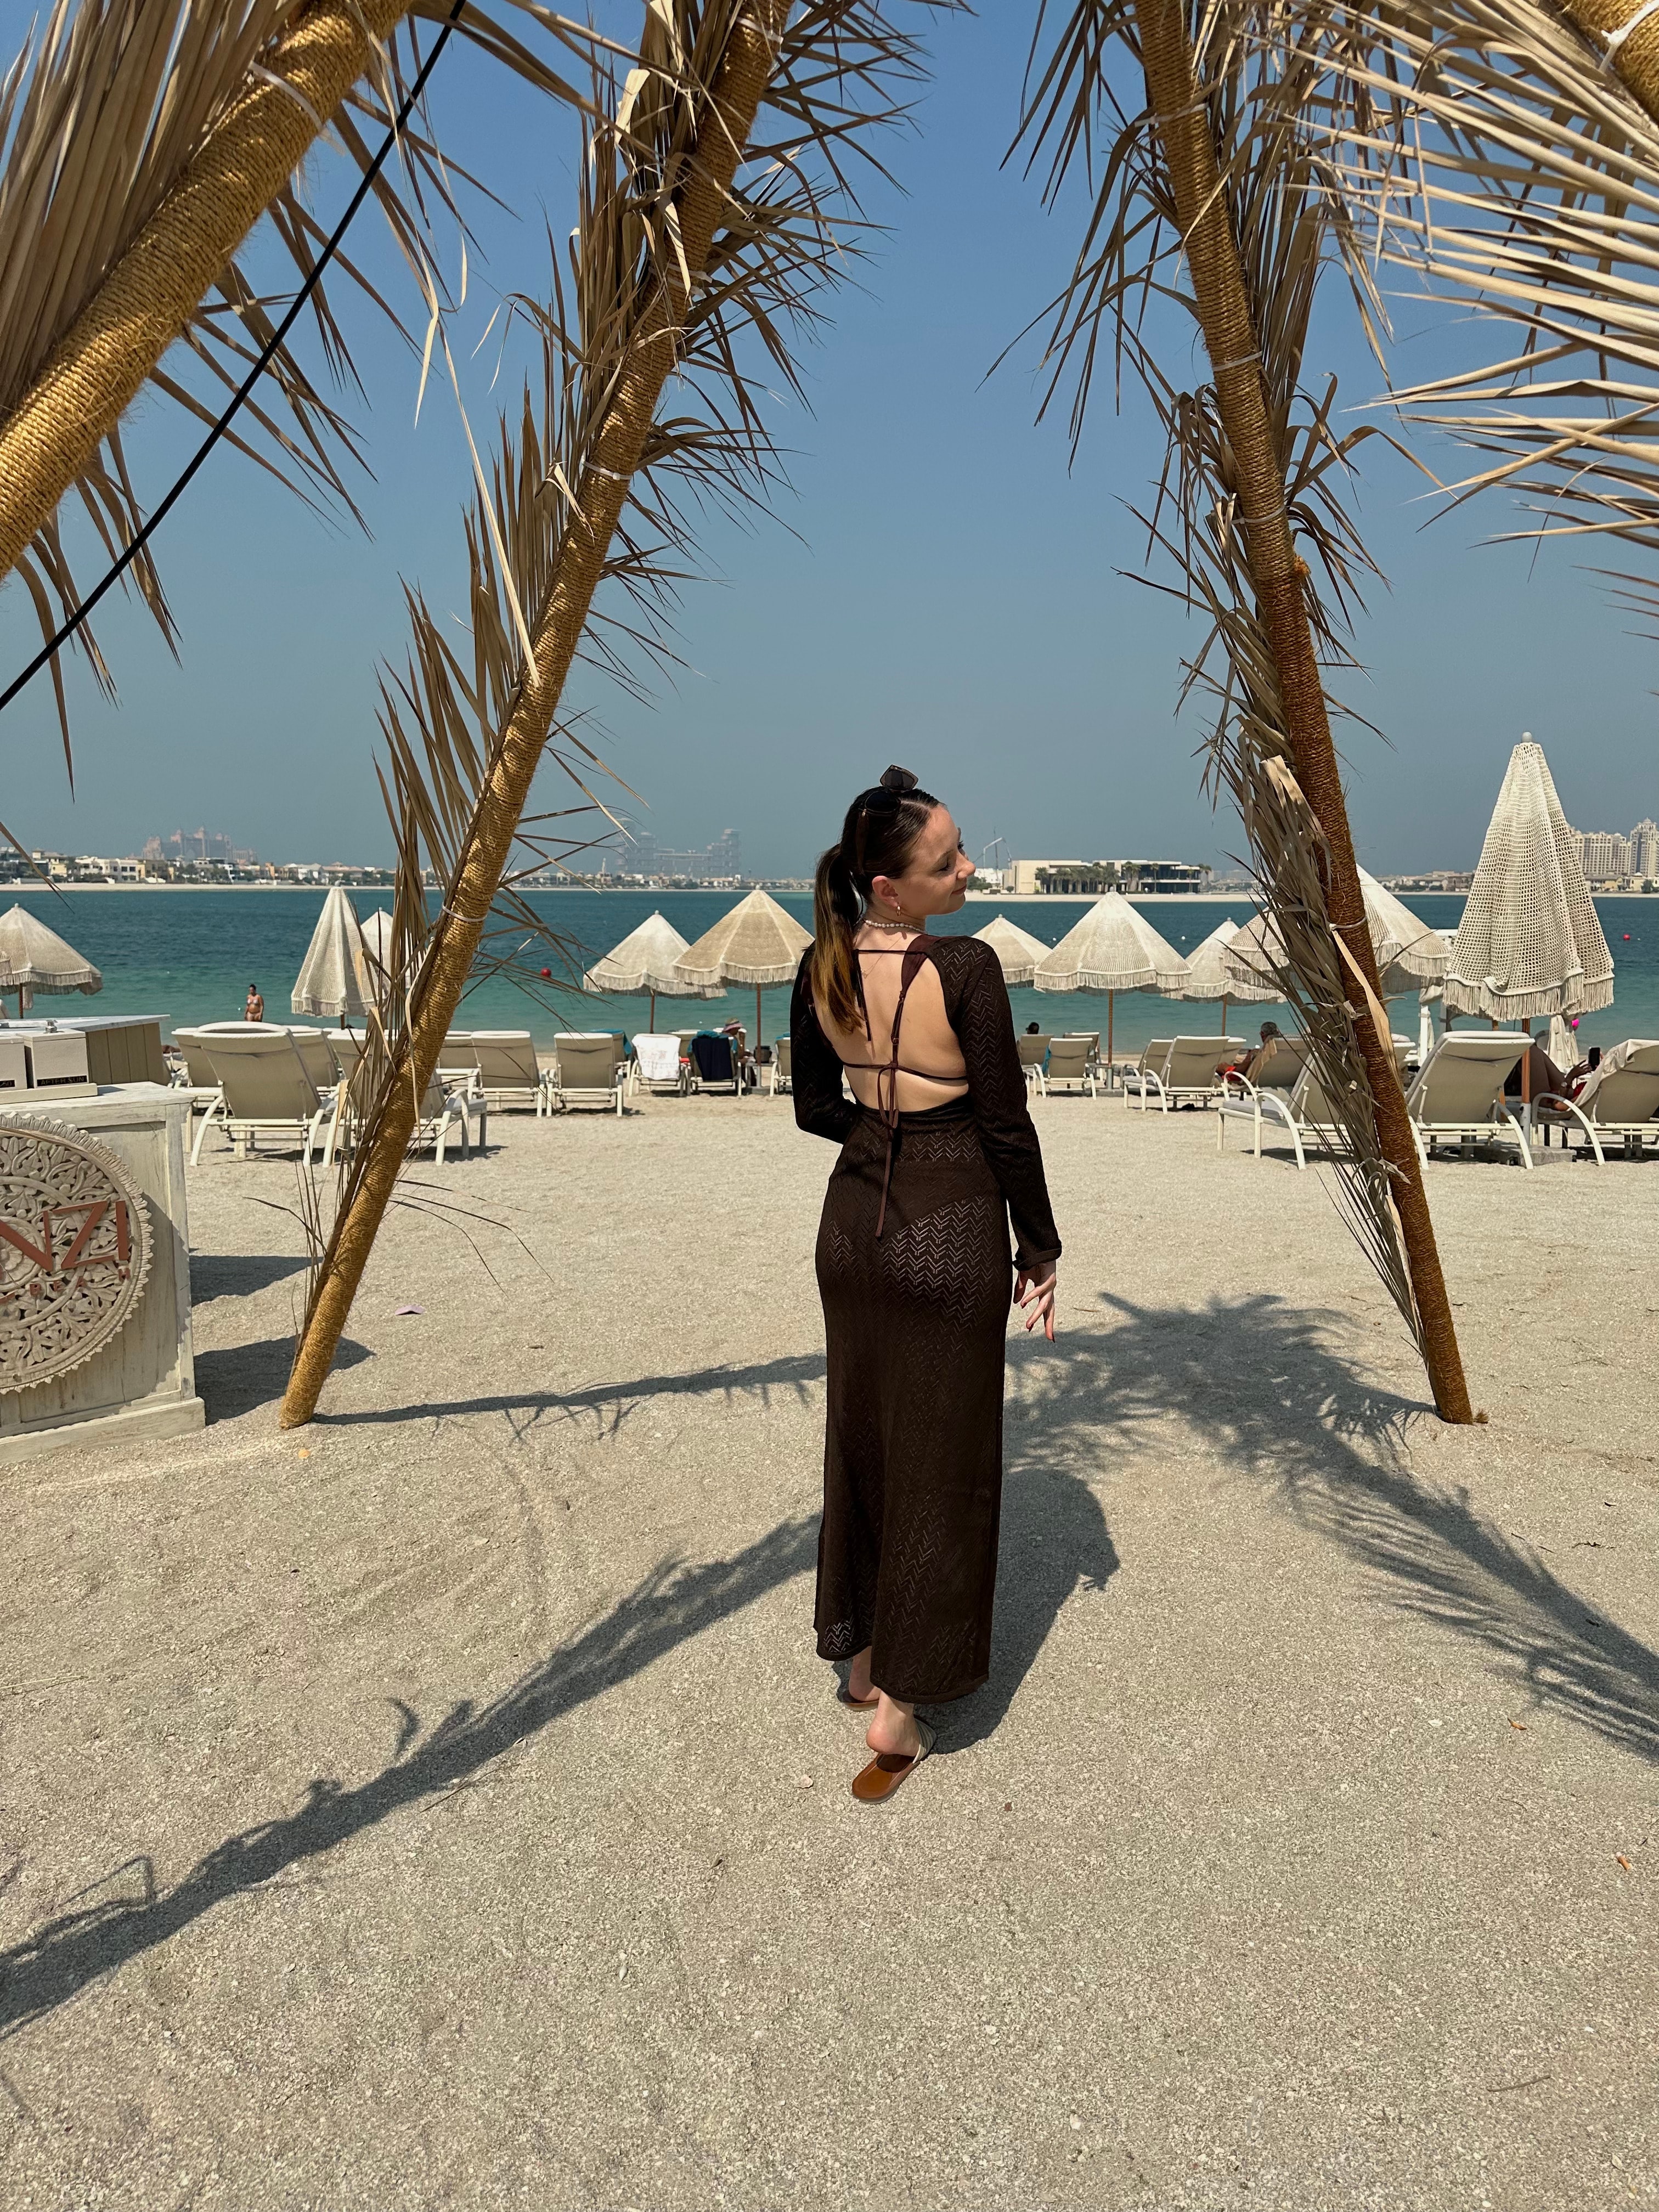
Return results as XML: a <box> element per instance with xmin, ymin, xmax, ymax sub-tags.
<box><xmin>1217</xmin><ymin>1021</ymin><xmax>1286</xmax><ymax>1082</ymax></box>
<box><xmin>1503</xmin><ymin>1039</ymin><xmax>1568</xmax><ymax>1100</ymax></box>
<box><xmin>1565</xmin><ymin>1046</ymin><xmax>1602</xmax><ymax>1097</ymax></box>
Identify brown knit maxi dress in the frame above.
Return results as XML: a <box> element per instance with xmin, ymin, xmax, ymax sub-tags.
<box><xmin>790</xmin><ymin>934</ymin><xmax>1063</xmax><ymax>1705</ymax></box>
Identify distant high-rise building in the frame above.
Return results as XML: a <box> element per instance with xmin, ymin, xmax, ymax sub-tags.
<box><xmin>1631</xmin><ymin>819</ymin><xmax>1659</xmax><ymax>879</ymax></box>
<box><xmin>1575</xmin><ymin>828</ymin><xmax>1633</xmax><ymax>879</ymax></box>
<box><xmin>624</xmin><ymin>826</ymin><xmax>741</xmax><ymax>879</ymax></box>
<box><xmin>143</xmin><ymin>826</ymin><xmax>249</xmax><ymax>866</ymax></box>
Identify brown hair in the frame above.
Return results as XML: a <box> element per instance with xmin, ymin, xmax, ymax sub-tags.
<box><xmin>811</xmin><ymin>765</ymin><xmax>940</xmax><ymax>1033</ymax></box>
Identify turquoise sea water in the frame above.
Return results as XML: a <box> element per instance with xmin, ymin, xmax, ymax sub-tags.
<box><xmin>4</xmin><ymin>887</ymin><xmax>1657</xmax><ymax>1058</ymax></box>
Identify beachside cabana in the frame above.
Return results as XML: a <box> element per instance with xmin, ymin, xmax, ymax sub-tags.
<box><xmin>292</xmin><ymin>886</ymin><xmax>376</xmax><ymax>1022</ymax></box>
<box><xmin>583</xmin><ymin>911</ymin><xmax>721</xmax><ymax>1029</ymax></box>
<box><xmin>673</xmin><ymin>890</ymin><xmax>812</xmax><ymax>1049</ymax></box>
<box><xmin>1032</xmin><ymin>891</ymin><xmax>1186</xmax><ymax>1082</ymax></box>
<box><xmin>1444</xmin><ymin>739</ymin><xmax>1613</xmax><ymax>1070</ymax></box>
<box><xmin>973</xmin><ymin>914</ymin><xmax>1051</xmax><ymax>988</ymax></box>
<box><xmin>0</xmin><ymin>903</ymin><xmax>102</xmax><ymax>1014</ymax></box>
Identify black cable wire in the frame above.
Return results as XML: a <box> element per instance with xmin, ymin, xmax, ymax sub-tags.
<box><xmin>0</xmin><ymin>0</ymin><xmax>468</xmax><ymax>725</ymax></box>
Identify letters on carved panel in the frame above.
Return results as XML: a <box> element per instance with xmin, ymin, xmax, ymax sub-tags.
<box><xmin>0</xmin><ymin>1118</ymin><xmax>152</xmax><ymax>1391</ymax></box>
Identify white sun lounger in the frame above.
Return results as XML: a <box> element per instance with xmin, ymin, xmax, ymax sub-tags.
<box><xmin>1016</xmin><ymin>1033</ymin><xmax>1051</xmax><ymax>1094</ymax></box>
<box><xmin>1122</xmin><ymin>1040</ymin><xmax>1173</xmax><ymax>1109</ymax></box>
<box><xmin>1534</xmin><ymin>1039</ymin><xmax>1659</xmax><ymax>1163</ymax></box>
<box><xmin>1221</xmin><ymin>1037</ymin><xmax>1412</xmax><ymax>1169</ymax></box>
<box><xmin>190</xmin><ymin>1030</ymin><xmax>335</xmax><ymax>1164</ymax></box>
<box><xmin>1042</xmin><ymin>1035</ymin><xmax>1101</xmax><ymax>1098</ymax></box>
<box><xmin>1215</xmin><ymin>1036</ymin><xmax>1310</xmax><ymax>1155</ymax></box>
<box><xmin>768</xmin><ymin>1037</ymin><xmax>793</xmax><ymax>1096</ymax></box>
<box><xmin>634</xmin><ymin>1032</ymin><xmax>689</xmax><ymax>1096</ymax></box>
<box><xmin>1135</xmin><ymin>1035</ymin><xmax>1244</xmax><ymax>1113</ymax></box>
<box><xmin>1405</xmin><ymin>1031</ymin><xmax>1533</xmax><ymax>1169</ymax></box>
<box><xmin>321</xmin><ymin>1031</ymin><xmax>483</xmax><ymax>1164</ymax></box>
<box><xmin>550</xmin><ymin>1034</ymin><xmax>627</xmax><ymax>1115</ymax></box>
<box><xmin>462</xmin><ymin>1030</ymin><xmax>544</xmax><ymax>1113</ymax></box>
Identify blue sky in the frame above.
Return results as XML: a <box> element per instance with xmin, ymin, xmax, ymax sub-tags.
<box><xmin>1</xmin><ymin>2</ymin><xmax>1654</xmax><ymax>874</ymax></box>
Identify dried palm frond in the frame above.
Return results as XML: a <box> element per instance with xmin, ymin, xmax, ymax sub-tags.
<box><xmin>281</xmin><ymin>0</ymin><xmax>939</xmax><ymax>1425</ymax></box>
<box><xmin>1321</xmin><ymin>0</ymin><xmax>1659</xmax><ymax>580</ymax></box>
<box><xmin>1012</xmin><ymin>0</ymin><xmax>1472</xmax><ymax>1418</ymax></box>
<box><xmin>0</xmin><ymin>0</ymin><xmax>603</xmax><ymax>770</ymax></box>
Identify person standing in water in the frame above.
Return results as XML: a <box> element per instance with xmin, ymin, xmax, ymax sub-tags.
<box><xmin>245</xmin><ymin>983</ymin><xmax>264</xmax><ymax>1022</ymax></box>
<box><xmin>789</xmin><ymin>767</ymin><xmax>1062</xmax><ymax>1803</ymax></box>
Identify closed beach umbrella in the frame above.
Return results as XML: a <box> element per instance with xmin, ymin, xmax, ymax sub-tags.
<box><xmin>973</xmin><ymin>914</ymin><xmax>1051</xmax><ymax>988</ymax></box>
<box><xmin>0</xmin><ymin>903</ymin><xmax>102</xmax><ymax>1012</ymax></box>
<box><xmin>1445</xmin><ymin>737</ymin><xmax>1613</xmax><ymax>1024</ymax></box>
<box><xmin>1032</xmin><ymin>890</ymin><xmax>1186</xmax><ymax>1081</ymax></box>
<box><xmin>1170</xmin><ymin>917</ymin><xmax>1277</xmax><ymax>1030</ymax></box>
<box><xmin>583</xmin><ymin>910</ymin><xmax>721</xmax><ymax>1029</ymax></box>
<box><xmin>674</xmin><ymin>888</ymin><xmax>812</xmax><ymax>1048</ymax></box>
<box><xmin>292</xmin><ymin>886</ymin><xmax>375</xmax><ymax>1020</ymax></box>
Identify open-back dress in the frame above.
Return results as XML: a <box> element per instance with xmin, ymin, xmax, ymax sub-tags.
<box><xmin>789</xmin><ymin>933</ymin><xmax>1062</xmax><ymax>1704</ymax></box>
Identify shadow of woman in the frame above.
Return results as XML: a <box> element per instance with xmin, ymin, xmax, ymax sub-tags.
<box><xmin>943</xmin><ymin>1362</ymin><xmax>1120</xmax><ymax>1750</ymax></box>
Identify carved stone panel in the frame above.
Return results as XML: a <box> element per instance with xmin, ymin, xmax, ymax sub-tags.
<box><xmin>0</xmin><ymin>1116</ymin><xmax>152</xmax><ymax>1391</ymax></box>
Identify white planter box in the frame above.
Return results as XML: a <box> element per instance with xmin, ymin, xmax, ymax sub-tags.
<box><xmin>0</xmin><ymin>1085</ymin><xmax>205</xmax><ymax>1463</ymax></box>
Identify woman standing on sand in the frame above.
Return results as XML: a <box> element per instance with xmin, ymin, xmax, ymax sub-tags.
<box><xmin>789</xmin><ymin>768</ymin><xmax>1062</xmax><ymax>1803</ymax></box>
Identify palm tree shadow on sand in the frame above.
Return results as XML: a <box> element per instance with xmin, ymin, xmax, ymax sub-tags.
<box><xmin>1015</xmin><ymin>1290</ymin><xmax>1659</xmax><ymax>1770</ymax></box>
<box><xmin>8</xmin><ymin>1297</ymin><xmax>1655</xmax><ymax>2042</ymax></box>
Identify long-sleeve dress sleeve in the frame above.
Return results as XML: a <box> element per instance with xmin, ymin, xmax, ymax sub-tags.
<box><xmin>938</xmin><ymin>938</ymin><xmax>1062</xmax><ymax>1271</ymax></box>
<box><xmin>789</xmin><ymin>953</ymin><xmax>858</xmax><ymax>1146</ymax></box>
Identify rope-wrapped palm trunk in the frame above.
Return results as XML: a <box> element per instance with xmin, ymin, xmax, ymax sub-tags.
<box><xmin>1135</xmin><ymin>0</ymin><xmax>1473</xmax><ymax>1422</ymax></box>
<box><xmin>0</xmin><ymin>0</ymin><xmax>415</xmax><ymax>586</ymax></box>
<box><xmin>279</xmin><ymin>0</ymin><xmax>791</xmax><ymax>1426</ymax></box>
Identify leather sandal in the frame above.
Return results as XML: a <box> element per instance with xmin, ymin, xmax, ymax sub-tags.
<box><xmin>851</xmin><ymin>1718</ymin><xmax>935</xmax><ymax>1805</ymax></box>
<box><xmin>837</xmin><ymin>1686</ymin><xmax>879</xmax><ymax>1711</ymax></box>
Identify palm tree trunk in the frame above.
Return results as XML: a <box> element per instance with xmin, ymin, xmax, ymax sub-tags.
<box><xmin>279</xmin><ymin>0</ymin><xmax>790</xmax><ymax>1427</ymax></box>
<box><xmin>1133</xmin><ymin>0</ymin><xmax>1474</xmax><ymax>1423</ymax></box>
<box><xmin>1555</xmin><ymin>0</ymin><xmax>1659</xmax><ymax>118</ymax></box>
<box><xmin>0</xmin><ymin>0</ymin><xmax>413</xmax><ymax>588</ymax></box>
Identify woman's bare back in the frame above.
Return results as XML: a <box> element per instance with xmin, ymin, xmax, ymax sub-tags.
<box><xmin>812</xmin><ymin>932</ymin><xmax>969</xmax><ymax>1114</ymax></box>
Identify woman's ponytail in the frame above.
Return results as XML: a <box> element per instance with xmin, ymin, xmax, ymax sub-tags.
<box><xmin>812</xmin><ymin>842</ymin><xmax>863</xmax><ymax>1034</ymax></box>
<box><xmin>809</xmin><ymin>766</ymin><xmax>940</xmax><ymax>1036</ymax></box>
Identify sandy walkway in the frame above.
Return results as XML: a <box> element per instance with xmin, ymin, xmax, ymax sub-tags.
<box><xmin>2</xmin><ymin>1090</ymin><xmax>1656</xmax><ymax>2209</ymax></box>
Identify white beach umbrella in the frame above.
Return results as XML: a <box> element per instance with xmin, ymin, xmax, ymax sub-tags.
<box><xmin>0</xmin><ymin>903</ymin><xmax>101</xmax><ymax>1012</ymax></box>
<box><xmin>973</xmin><ymin>913</ymin><xmax>1052</xmax><ymax>987</ymax></box>
<box><xmin>292</xmin><ymin>885</ymin><xmax>375</xmax><ymax>1020</ymax></box>
<box><xmin>1224</xmin><ymin>871</ymin><xmax>1449</xmax><ymax>1000</ymax></box>
<box><xmin>1032</xmin><ymin>891</ymin><xmax>1186</xmax><ymax>1077</ymax></box>
<box><xmin>1444</xmin><ymin>736</ymin><xmax>1614</xmax><ymax>1023</ymax></box>
<box><xmin>1169</xmin><ymin>917</ymin><xmax>1278</xmax><ymax>1030</ymax></box>
<box><xmin>583</xmin><ymin>910</ymin><xmax>722</xmax><ymax>1028</ymax></box>
<box><xmin>673</xmin><ymin>889</ymin><xmax>813</xmax><ymax>1048</ymax></box>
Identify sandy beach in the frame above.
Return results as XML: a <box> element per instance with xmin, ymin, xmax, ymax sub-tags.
<box><xmin>2</xmin><ymin>1092</ymin><xmax>1655</xmax><ymax>2210</ymax></box>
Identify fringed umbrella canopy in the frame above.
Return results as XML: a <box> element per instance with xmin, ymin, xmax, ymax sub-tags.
<box><xmin>1224</xmin><ymin>871</ymin><xmax>1449</xmax><ymax>997</ymax></box>
<box><xmin>1031</xmin><ymin>891</ymin><xmax>1185</xmax><ymax>1083</ymax></box>
<box><xmin>1444</xmin><ymin>738</ymin><xmax>1614</xmax><ymax>1020</ymax></box>
<box><xmin>1032</xmin><ymin>892</ymin><xmax>1186</xmax><ymax>993</ymax></box>
<box><xmin>1169</xmin><ymin>918</ymin><xmax>1278</xmax><ymax>1006</ymax></box>
<box><xmin>973</xmin><ymin>913</ymin><xmax>1051</xmax><ymax>987</ymax></box>
<box><xmin>674</xmin><ymin>890</ymin><xmax>812</xmax><ymax>988</ymax></box>
<box><xmin>0</xmin><ymin>904</ymin><xmax>101</xmax><ymax>1010</ymax></box>
<box><xmin>673</xmin><ymin>889</ymin><xmax>813</xmax><ymax>1051</ymax></box>
<box><xmin>292</xmin><ymin>886</ymin><xmax>374</xmax><ymax>1019</ymax></box>
<box><xmin>584</xmin><ymin>912</ymin><xmax>721</xmax><ymax>1000</ymax></box>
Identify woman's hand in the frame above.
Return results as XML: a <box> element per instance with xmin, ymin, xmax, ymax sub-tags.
<box><xmin>1015</xmin><ymin>1267</ymin><xmax>1058</xmax><ymax>1342</ymax></box>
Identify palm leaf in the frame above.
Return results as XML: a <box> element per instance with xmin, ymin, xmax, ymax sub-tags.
<box><xmin>0</xmin><ymin>0</ymin><xmax>602</xmax><ymax>772</ymax></box>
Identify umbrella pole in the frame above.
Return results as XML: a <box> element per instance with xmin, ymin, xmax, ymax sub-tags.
<box><xmin>756</xmin><ymin>983</ymin><xmax>763</xmax><ymax>1054</ymax></box>
<box><xmin>649</xmin><ymin>988</ymin><xmax>656</xmax><ymax>1028</ymax></box>
<box><xmin>1107</xmin><ymin>992</ymin><xmax>1114</xmax><ymax>1088</ymax></box>
<box><xmin>1221</xmin><ymin>992</ymin><xmax>1229</xmax><ymax>1032</ymax></box>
